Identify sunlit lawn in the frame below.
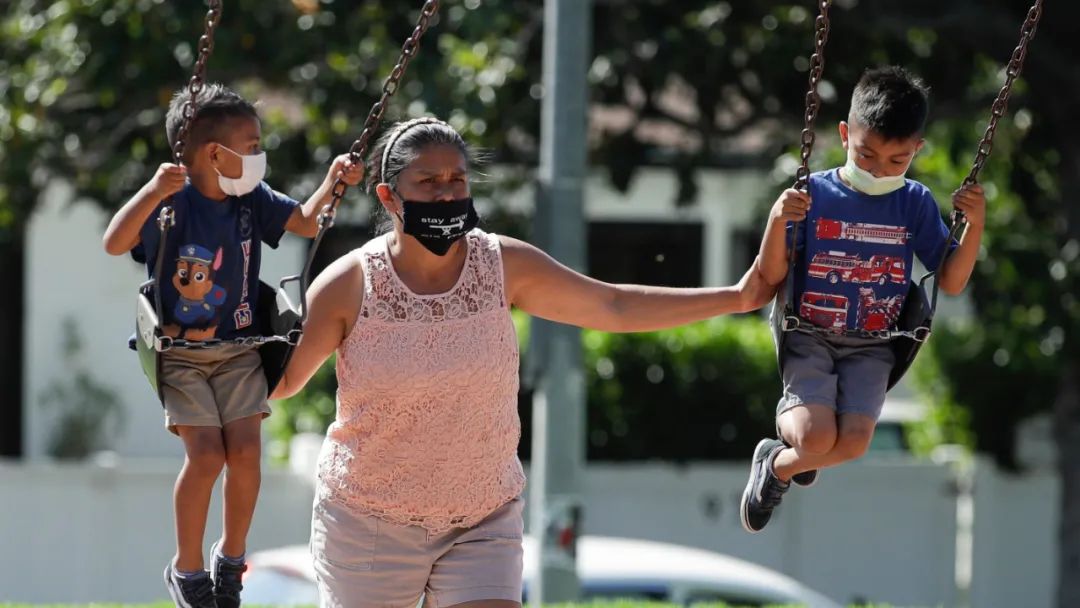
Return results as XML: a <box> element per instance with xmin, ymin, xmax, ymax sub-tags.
<box><xmin>0</xmin><ymin>602</ymin><xmax>903</xmax><ymax>608</ymax></box>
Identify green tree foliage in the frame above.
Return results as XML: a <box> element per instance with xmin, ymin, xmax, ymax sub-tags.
<box><xmin>581</xmin><ymin>316</ymin><xmax>778</xmax><ymax>461</ymax></box>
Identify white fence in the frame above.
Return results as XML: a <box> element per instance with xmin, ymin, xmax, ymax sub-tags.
<box><xmin>0</xmin><ymin>457</ymin><xmax>1058</xmax><ymax>607</ymax></box>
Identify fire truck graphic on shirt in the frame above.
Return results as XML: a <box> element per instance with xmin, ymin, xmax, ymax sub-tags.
<box><xmin>856</xmin><ymin>287</ymin><xmax>905</xmax><ymax>332</ymax></box>
<box><xmin>800</xmin><ymin>291</ymin><xmax>850</xmax><ymax>331</ymax></box>
<box><xmin>800</xmin><ymin>288</ymin><xmax>906</xmax><ymax>332</ymax></box>
<box><xmin>815</xmin><ymin>218</ymin><xmax>910</xmax><ymax>246</ymax></box>
<box><xmin>807</xmin><ymin>251</ymin><xmax>906</xmax><ymax>286</ymax></box>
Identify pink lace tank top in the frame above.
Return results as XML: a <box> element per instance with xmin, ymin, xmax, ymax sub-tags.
<box><xmin>316</xmin><ymin>229</ymin><xmax>526</xmax><ymax>532</ymax></box>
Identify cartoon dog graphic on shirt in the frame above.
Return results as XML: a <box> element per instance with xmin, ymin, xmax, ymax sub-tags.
<box><xmin>170</xmin><ymin>244</ymin><xmax>227</xmax><ymax>340</ymax></box>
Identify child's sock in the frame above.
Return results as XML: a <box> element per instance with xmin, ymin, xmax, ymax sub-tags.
<box><xmin>767</xmin><ymin>447</ymin><xmax>790</xmax><ymax>485</ymax></box>
<box><xmin>176</xmin><ymin>568</ymin><xmax>209</xmax><ymax>579</ymax></box>
<box><xmin>214</xmin><ymin>545</ymin><xmax>245</xmax><ymax>565</ymax></box>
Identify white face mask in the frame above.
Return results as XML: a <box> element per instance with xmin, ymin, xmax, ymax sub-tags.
<box><xmin>214</xmin><ymin>144</ymin><xmax>267</xmax><ymax>197</ymax></box>
<box><xmin>840</xmin><ymin>154</ymin><xmax>907</xmax><ymax>196</ymax></box>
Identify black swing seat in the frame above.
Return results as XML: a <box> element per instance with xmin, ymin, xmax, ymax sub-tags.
<box><xmin>770</xmin><ymin>272</ymin><xmax>936</xmax><ymax>392</ymax></box>
<box><xmin>132</xmin><ymin>277</ymin><xmax>303</xmax><ymax>404</ymax></box>
<box><xmin>887</xmin><ymin>273</ymin><xmax>934</xmax><ymax>389</ymax></box>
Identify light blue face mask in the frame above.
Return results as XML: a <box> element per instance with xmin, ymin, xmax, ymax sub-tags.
<box><xmin>840</xmin><ymin>155</ymin><xmax>907</xmax><ymax>196</ymax></box>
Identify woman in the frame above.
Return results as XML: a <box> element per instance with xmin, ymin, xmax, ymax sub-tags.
<box><xmin>272</xmin><ymin>117</ymin><xmax>776</xmax><ymax>608</ymax></box>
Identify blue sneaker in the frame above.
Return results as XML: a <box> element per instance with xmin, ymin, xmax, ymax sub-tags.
<box><xmin>164</xmin><ymin>559</ymin><xmax>216</xmax><ymax>608</ymax></box>
<box><xmin>209</xmin><ymin>540</ymin><xmax>247</xmax><ymax>608</ymax></box>
<box><xmin>739</xmin><ymin>438</ymin><xmax>791</xmax><ymax>533</ymax></box>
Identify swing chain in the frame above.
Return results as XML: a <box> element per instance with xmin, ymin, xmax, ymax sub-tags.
<box><xmin>960</xmin><ymin>0</ymin><xmax>1043</xmax><ymax>210</ymax></box>
<box><xmin>794</xmin><ymin>0</ymin><xmax>832</xmax><ymax>193</ymax></box>
<box><xmin>782</xmin><ymin>0</ymin><xmax>832</xmax><ymax>298</ymax></box>
<box><xmin>172</xmin><ymin>0</ymin><xmax>224</xmax><ymax>166</ymax></box>
<box><xmin>782</xmin><ymin>315</ymin><xmax>932</xmax><ymax>343</ymax></box>
<box><xmin>323</xmin><ymin>0</ymin><xmax>442</xmax><ymax>221</ymax></box>
<box><xmin>155</xmin><ymin>331</ymin><xmax>301</xmax><ymax>353</ymax></box>
<box><xmin>156</xmin><ymin>206</ymin><xmax>176</xmax><ymax>231</ymax></box>
<box><xmin>150</xmin><ymin>1</ymin><xmax>222</xmax><ymax>343</ymax></box>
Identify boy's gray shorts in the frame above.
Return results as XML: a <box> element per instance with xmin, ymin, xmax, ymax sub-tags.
<box><xmin>777</xmin><ymin>330</ymin><xmax>895</xmax><ymax>420</ymax></box>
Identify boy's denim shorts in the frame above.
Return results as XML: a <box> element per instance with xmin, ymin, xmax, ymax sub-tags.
<box><xmin>776</xmin><ymin>330</ymin><xmax>895</xmax><ymax>420</ymax></box>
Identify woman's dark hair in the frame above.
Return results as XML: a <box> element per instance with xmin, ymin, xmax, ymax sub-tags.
<box><xmin>366</xmin><ymin>118</ymin><xmax>475</xmax><ymax>234</ymax></box>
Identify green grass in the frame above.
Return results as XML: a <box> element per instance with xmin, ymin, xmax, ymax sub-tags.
<box><xmin>0</xmin><ymin>600</ymin><xmax>894</xmax><ymax>604</ymax></box>
<box><xmin>0</xmin><ymin>604</ymin><xmax>808</xmax><ymax>608</ymax></box>
<box><xmin>0</xmin><ymin>605</ymin><xmax>763</xmax><ymax>608</ymax></box>
<box><xmin>0</xmin><ymin>603</ymin><xmax>902</xmax><ymax>608</ymax></box>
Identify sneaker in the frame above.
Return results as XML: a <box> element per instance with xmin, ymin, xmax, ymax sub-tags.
<box><xmin>164</xmin><ymin>559</ymin><xmax>216</xmax><ymax>608</ymax></box>
<box><xmin>739</xmin><ymin>438</ymin><xmax>791</xmax><ymax>533</ymax></box>
<box><xmin>209</xmin><ymin>540</ymin><xmax>247</xmax><ymax>608</ymax></box>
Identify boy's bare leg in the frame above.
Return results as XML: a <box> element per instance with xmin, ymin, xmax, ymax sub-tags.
<box><xmin>174</xmin><ymin>426</ymin><xmax>227</xmax><ymax>572</ymax></box>
<box><xmin>220</xmin><ymin>414</ymin><xmax>263</xmax><ymax>558</ymax></box>
<box><xmin>778</xmin><ymin>403</ymin><xmax>838</xmax><ymax>454</ymax></box>
<box><xmin>773</xmin><ymin>411</ymin><xmax>876</xmax><ymax>481</ymax></box>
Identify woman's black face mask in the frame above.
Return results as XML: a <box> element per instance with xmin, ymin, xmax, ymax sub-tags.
<box><xmin>397</xmin><ymin>195</ymin><xmax>480</xmax><ymax>256</ymax></box>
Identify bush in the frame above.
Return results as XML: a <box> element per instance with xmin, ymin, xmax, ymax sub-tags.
<box><xmin>577</xmin><ymin>315</ymin><xmax>780</xmax><ymax>461</ymax></box>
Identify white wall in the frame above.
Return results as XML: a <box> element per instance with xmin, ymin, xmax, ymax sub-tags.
<box><xmin>969</xmin><ymin>463</ymin><xmax>1060</xmax><ymax>608</ymax></box>
<box><xmin>573</xmin><ymin>461</ymin><xmax>959</xmax><ymax>607</ymax></box>
<box><xmin>0</xmin><ymin>459</ymin><xmax>315</xmax><ymax>603</ymax></box>
<box><xmin>0</xmin><ymin>457</ymin><xmax>1056</xmax><ymax>607</ymax></box>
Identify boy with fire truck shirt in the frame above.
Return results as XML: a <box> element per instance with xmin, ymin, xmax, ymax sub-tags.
<box><xmin>739</xmin><ymin>66</ymin><xmax>986</xmax><ymax>533</ymax></box>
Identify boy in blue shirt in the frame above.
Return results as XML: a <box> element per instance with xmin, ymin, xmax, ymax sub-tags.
<box><xmin>741</xmin><ymin>67</ymin><xmax>986</xmax><ymax>533</ymax></box>
<box><xmin>103</xmin><ymin>83</ymin><xmax>362</xmax><ymax>606</ymax></box>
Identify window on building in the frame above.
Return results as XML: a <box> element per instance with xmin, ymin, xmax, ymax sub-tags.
<box><xmin>587</xmin><ymin>221</ymin><xmax>704</xmax><ymax>287</ymax></box>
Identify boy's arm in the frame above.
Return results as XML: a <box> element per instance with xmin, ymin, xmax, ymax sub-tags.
<box><xmin>102</xmin><ymin>163</ymin><xmax>186</xmax><ymax>255</ymax></box>
<box><xmin>284</xmin><ymin>154</ymin><xmax>364</xmax><ymax>238</ymax></box>
<box><xmin>939</xmin><ymin>183</ymin><xmax>985</xmax><ymax>296</ymax></box>
<box><xmin>759</xmin><ymin>188</ymin><xmax>810</xmax><ymax>285</ymax></box>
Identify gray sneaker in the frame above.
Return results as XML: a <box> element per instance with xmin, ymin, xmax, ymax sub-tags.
<box><xmin>739</xmin><ymin>438</ymin><xmax>791</xmax><ymax>533</ymax></box>
<box><xmin>209</xmin><ymin>540</ymin><xmax>247</xmax><ymax>608</ymax></box>
<box><xmin>164</xmin><ymin>559</ymin><xmax>216</xmax><ymax>608</ymax></box>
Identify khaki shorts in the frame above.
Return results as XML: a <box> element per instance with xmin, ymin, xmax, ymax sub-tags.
<box><xmin>160</xmin><ymin>343</ymin><xmax>270</xmax><ymax>435</ymax></box>
<box><xmin>311</xmin><ymin>495</ymin><xmax>525</xmax><ymax>608</ymax></box>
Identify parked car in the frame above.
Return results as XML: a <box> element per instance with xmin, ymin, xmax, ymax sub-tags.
<box><xmin>241</xmin><ymin>534</ymin><xmax>841</xmax><ymax>607</ymax></box>
<box><xmin>524</xmin><ymin>535</ymin><xmax>841</xmax><ymax>607</ymax></box>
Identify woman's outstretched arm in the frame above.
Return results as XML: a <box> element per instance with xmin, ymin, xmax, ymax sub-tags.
<box><xmin>501</xmin><ymin>236</ymin><xmax>777</xmax><ymax>333</ymax></box>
